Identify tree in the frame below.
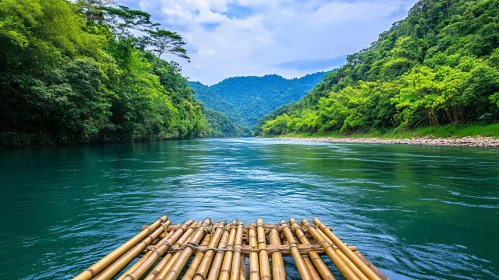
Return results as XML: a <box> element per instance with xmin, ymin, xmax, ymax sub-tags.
<box><xmin>100</xmin><ymin>5</ymin><xmax>156</xmax><ymax>37</ymax></box>
<box><xmin>143</xmin><ymin>29</ymin><xmax>190</xmax><ymax>61</ymax></box>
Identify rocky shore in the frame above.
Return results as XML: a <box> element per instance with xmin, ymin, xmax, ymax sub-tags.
<box><xmin>280</xmin><ymin>136</ymin><xmax>499</xmax><ymax>147</ymax></box>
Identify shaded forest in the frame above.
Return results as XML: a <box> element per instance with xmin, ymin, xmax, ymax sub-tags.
<box><xmin>0</xmin><ymin>0</ymin><xmax>224</xmax><ymax>147</ymax></box>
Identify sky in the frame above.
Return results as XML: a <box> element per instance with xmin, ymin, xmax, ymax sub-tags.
<box><xmin>117</xmin><ymin>0</ymin><xmax>418</xmax><ymax>85</ymax></box>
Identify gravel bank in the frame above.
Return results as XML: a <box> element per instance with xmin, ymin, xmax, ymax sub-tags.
<box><xmin>280</xmin><ymin>136</ymin><xmax>499</xmax><ymax>147</ymax></box>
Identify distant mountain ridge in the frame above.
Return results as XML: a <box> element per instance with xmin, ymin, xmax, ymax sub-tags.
<box><xmin>189</xmin><ymin>71</ymin><xmax>332</xmax><ymax>126</ymax></box>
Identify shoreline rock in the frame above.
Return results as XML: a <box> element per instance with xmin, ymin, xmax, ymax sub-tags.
<box><xmin>279</xmin><ymin>136</ymin><xmax>499</xmax><ymax>148</ymax></box>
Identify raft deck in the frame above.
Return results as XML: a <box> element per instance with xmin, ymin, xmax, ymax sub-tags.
<box><xmin>74</xmin><ymin>217</ymin><xmax>389</xmax><ymax>280</ymax></box>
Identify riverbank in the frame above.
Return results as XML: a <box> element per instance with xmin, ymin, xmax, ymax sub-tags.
<box><xmin>276</xmin><ymin>124</ymin><xmax>499</xmax><ymax>147</ymax></box>
<box><xmin>280</xmin><ymin>135</ymin><xmax>499</xmax><ymax>147</ymax></box>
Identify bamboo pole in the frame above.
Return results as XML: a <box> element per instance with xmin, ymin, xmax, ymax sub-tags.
<box><xmin>182</xmin><ymin>234</ymin><xmax>211</xmax><ymax>280</ymax></box>
<box><xmin>148</xmin><ymin>221</ymin><xmax>201</xmax><ymax>280</ymax></box>
<box><xmin>147</xmin><ymin>254</ymin><xmax>174</xmax><ymax>279</ymax></box>
<box><xmin>247</xmin><ymin>223</ymin><xmax>259</xmax><ymax>280</ymax></box>
<box><xmin>117</xmin><ymin>222</ymin><xmax>176</xmax><ymax>280</ymax></box>
<box><xmin>161</xmin><ymin>218</ymin><xmax>212</xmax><ymax>280</ymax></box>
<box><xmin>256</xmin><ymin>218</ymin><xmax>271</xmax><ymax>280</ymax></box>
<box><xmin>133</xmin><ymin>225</ymin><xmax>184</xmax><ymax>280</ymax></box>
<box><xmin>312</xmin><ymin>218</ymin><xmax>381</xmax><ymax>280</ymax></box>
<box><xmin>315</xmin><ymin>227</ymin><xmax>367</xmax><ymax>280</ymax></box>
<box><xmin>303</xmin><ymin>255</ymin><xmax>321</xmax><ymax>279</ymax></box>
<box><xmin>94</xmin><ymin>220</ymin><xmax>171</xmax><ymax>280</ymax></box>
<box><xmin>229</xmin><ymin>222</ymin><xmax>244</xmax><ymax>280</ymax></box>
<box><xmin>279</xmin><ymin>220</ymin><xmax>312</xmax><ymax>280</ymax></box>
<box><xmin>73</xmin><ymin>216</ymin><xmax>168</xmax><ymax>280</ymax></box>
<box><xmin>118</xmin><ymin>219</ymin><xmax>194</xmax><ymax>280</ymax></box>
<box><xmin>119</xmin><ymin>251</ymin><xmax>153</xmax><ymax>279</ymax></box>
<box><xmin>302</xmin><ymin>219</ymin><xmax>359</xmax><ymax>280</ymax></box>
<box><xmin>269</xmin><ymin>228</ymin><xmax>286</xmax><ymax>280</ymax></box>
<box><xmin>193</xmin><ymin>221</ymin><xmax>227</xmax><ymax>280</ymax></box>
<box><xmin>144</xmin><ymin>222</ymin><xmax>196</xmax><ymax>280</ymax></box>
<box><xmin>206</xmin><ymin>220</ymin><xmax>236</xmax><ymax>280</ymax></box>
<box><xmin>289</xmin><ymin>218</ymin><xmax>335</xmax><ymax>280</ymax></box>
<box><xmin>218</xmin><ymin>221</ymin><xmax>239</xmax><ymax>280</ymax></box>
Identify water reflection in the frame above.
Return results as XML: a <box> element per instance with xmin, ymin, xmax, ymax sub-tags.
<box><xmin>0</xmin><ymin>139</ymin><xmax>498</xmax><ymax>279</ymax></box>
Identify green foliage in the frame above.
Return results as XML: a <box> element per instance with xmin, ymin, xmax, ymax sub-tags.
<box><xmin>188</xmin><ymin>81</ymin><xmax>246</xmax><ymax>125</ymax></box>
<box><xmin>142</xmin><ymin>29</ymin><xmax>190</xmax><ymax>61</ymax></box>
<box><xmin>258</xmin><ymin>0</ymin><xmax>499</xmax><ymax>136</ymax></box>
<box><xmin>190</xmin><ymin>71</ymin><xmax>331</xmax><ymax>127</ymax></box>
<box><xmin>0</xmin><ymin>0</ymin><xmax>209</xmax><ymax>147</ymax></box>
<box><xmin>202</xmin><ymin>109</ymin><xmax>251</xmax><ymax>138</ymax></box>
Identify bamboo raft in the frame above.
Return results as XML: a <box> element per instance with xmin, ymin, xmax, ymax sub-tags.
<box><xmin>74</xmin><ymin>217</ymin><xmax>389</xmax><ymax>280</ymax></box>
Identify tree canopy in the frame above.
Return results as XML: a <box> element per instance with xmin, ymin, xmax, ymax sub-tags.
<box><xmin>256</xmin><ymin>0</ymin><xmax>499</xmax><ymax>136</ymax></box>
<box><xmin>0</xmin><ymin>0</ymin><xmax>207</xmax><ymax>147</ymax></box>
<box><xmin>190</xmin><ymin>71</ymin><xmax>331</xmax><ymax>127</ymax></box>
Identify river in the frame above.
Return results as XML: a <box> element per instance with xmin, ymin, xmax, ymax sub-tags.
<box><xmin>0</xmin><ymin>138</ymin><xmax>498</xmax><ymax>279</ymax></box>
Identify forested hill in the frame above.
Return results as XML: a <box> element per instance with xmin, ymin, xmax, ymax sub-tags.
<box><xmin>256</xmin><ymin>0</ymin><xmax>499</xmax><ymax>136</ymax></box>
<box><xmin>189</xmin><ymin>71</ymin><xmax>331</xmax><ymax>126</ymax></box>
<box><xmin>0</xmin><ymin>0</ymin><xmax>241</xmax><ymax>147</ymax></box>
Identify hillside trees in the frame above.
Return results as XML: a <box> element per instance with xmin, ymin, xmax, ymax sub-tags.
<box><xmin>258</xmin><ymin>0</ymin><xmax>499</xmax><ymax>136</ymax></box>
<box><xmin>0</xmin><ymin>0</ymin><xmax>209</xmax><ymax>147</ymax></box>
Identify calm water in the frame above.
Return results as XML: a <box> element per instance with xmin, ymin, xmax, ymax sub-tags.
<box><xmin>1</xmin><ymin>138</ymin><xmax>498</xmax><ymax>279</ymax></box>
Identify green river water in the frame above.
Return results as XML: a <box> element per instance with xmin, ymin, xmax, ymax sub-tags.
<box><xmin>0</xmin><ymin>138</ymin><xmax>498</xmax><ymax>279</ymax></box>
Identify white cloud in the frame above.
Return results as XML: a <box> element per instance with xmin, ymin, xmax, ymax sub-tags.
<box><xmin>129</xmin><ymin>0</ymin><xmax>418</xmax><ymax>85</ymax></box>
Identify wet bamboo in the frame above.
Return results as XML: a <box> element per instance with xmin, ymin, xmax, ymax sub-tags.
<box><xmin>279</xmin><ymin>220</ymin><xmax>312</xmax><ymax>280</ymax></box>
<box><xmin>117</xmin><ymin>223</ymin><xmax>176</xmax><ymax>280</ymax></box>
<box><xmin>302</xmin><ymin>219</ymin><xmax>359</xmax><ymax>280</ymax></box>
<box><xmin>147</xmin><ymin>221</ymin><xmax>201</xmax><ymax>280</ymax></box>
<box><xmin>303</xmin><ymin>255</ymin><xmax>321</xmax><ymax>279</ymax></box>
<box><xmin>121</xmin><ymin>251</ymin><xmax>153</xmax><ymax>279</ymax></box>
<box><xmin>313</xmin><ymin>218</ymin><xmax>381</xmax><ymax>280</ymax></box>
<box><xmin>73</xmin><ymin>216</ymin><xmax>168</xmax><ymax>280</ymax></box>
<box><xmin>289</xmin><ymin>218</ymin><xmax>335</xmax><ymax>280</ymax></box>
<box><xmin>229</xmin><ymin>222</ymin><xmax>244</xmax><ymax>280</ymax></box>
<box><xmin>315</xmin><ymin>227</ymin><xmax>367</xmax><ymax>280</ymax></box>
<box><xmin>119</xmin><ymin>219</ymin><xmax>194</xmax><ymax>280</ymax></box>
<box><xmin>143</xmin><ymin>230</ymin><xmax>192</xmax><ymax>280</ymax></box>
<box><xmin>193</xmin><ymin>221</ymin><xmax>227</xmax><ymax>280</ymax></box>
<box><xmin>218</xmin><ymin>221</ymin><xmax>239</xmax><ymax>280</ymax></box>
<box><xmin>206</xmin><ymin>220</ymin><xmax>236</xmax><ymax>280</ymax></box>
<box><xmin>247</xmin><ymin>223</ymin><xmax>259</xmax><ymax>280</ymax></box>
<box><xmin>128</xmin><ymin>227</ymin><xmax>179</xmax><ymax>280</ymax></box>
<box><xmin>256</xmin><ymin>218</ymin><xmax>271</xmax><ymax>280</ymax></box>
<box><xmin>182</xmin><ymin>234</ymin><xmax>211</xmax><ymax>280</ymax></box>
<box><xmin>162</xmin><ymin>218</ymin><xmax>212</xmax><ymax>280</ymax></box>
<box><xmin>144</xmin><ymin>254</ymin><xmax>173</xmax><ymax>280</ymax></box>
<box><xmin>269</xmin><ymin>228</ymin><xmax>286</xmax><ymax>280</ymax></box>
<box><xmin>94</xmin><ymin>220</ymin><xmax>170</xmax><ymax>280</ymax></box>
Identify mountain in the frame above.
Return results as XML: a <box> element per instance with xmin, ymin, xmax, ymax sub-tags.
<box><xmin>257</xmin><ymin>0</ymin><xmax>499</xmax><ymax>136</ymax></box>
<box><xmin>202</xmin><ymin>108</ymin><xmax>252</xmax><ymax>138</ymax></box>
<box><xmin>189</xmin><ymin>82</ymin><xmax>245</xmax><ymax>125</ymax></box>
<box><xmin>189</xmin><ymin>71</ymin><xmax>331</xmax><ymax>126</ymax></box>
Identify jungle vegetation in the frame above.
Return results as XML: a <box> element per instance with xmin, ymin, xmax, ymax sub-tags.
<box><xmin>257</xmin><ymin>0</ymin><xmax>499</xmax><ymax>137</ymax></box>
<box><xmin>0</xmin><ymin>0</ymin><xmax>234</xmax><ymax>147</ymax></box>
<box><xmin>190</xmin><ymin>72</ymin><xmax>330</xmax><ymax>127</ymax></box>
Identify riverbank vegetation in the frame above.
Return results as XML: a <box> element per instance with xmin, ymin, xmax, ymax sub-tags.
<box><xmin>256</xmin><ymin>0</ymin><xmax>499</xmax><ymax>138</ymax></box>
<box><xmin>0</xmin><ymin>0</ymin><xmax>227</xmax><ymax>147</ymax></box>
<box><xmin>276</xmin><ymin>123</ymin><xmax>499</xmax><ymax>140</ymax></box>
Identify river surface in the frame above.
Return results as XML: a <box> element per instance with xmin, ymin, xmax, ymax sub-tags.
<box><xmin>1</xmin><ymin>138</ymin><xmax>498</xmax><ymax>279</ymax></box>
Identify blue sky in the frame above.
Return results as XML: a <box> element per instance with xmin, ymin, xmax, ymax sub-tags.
<box><xmin>118</xmin><ymin>0</ymin><xmax>418</xmax><ymax>85</ymax></box>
